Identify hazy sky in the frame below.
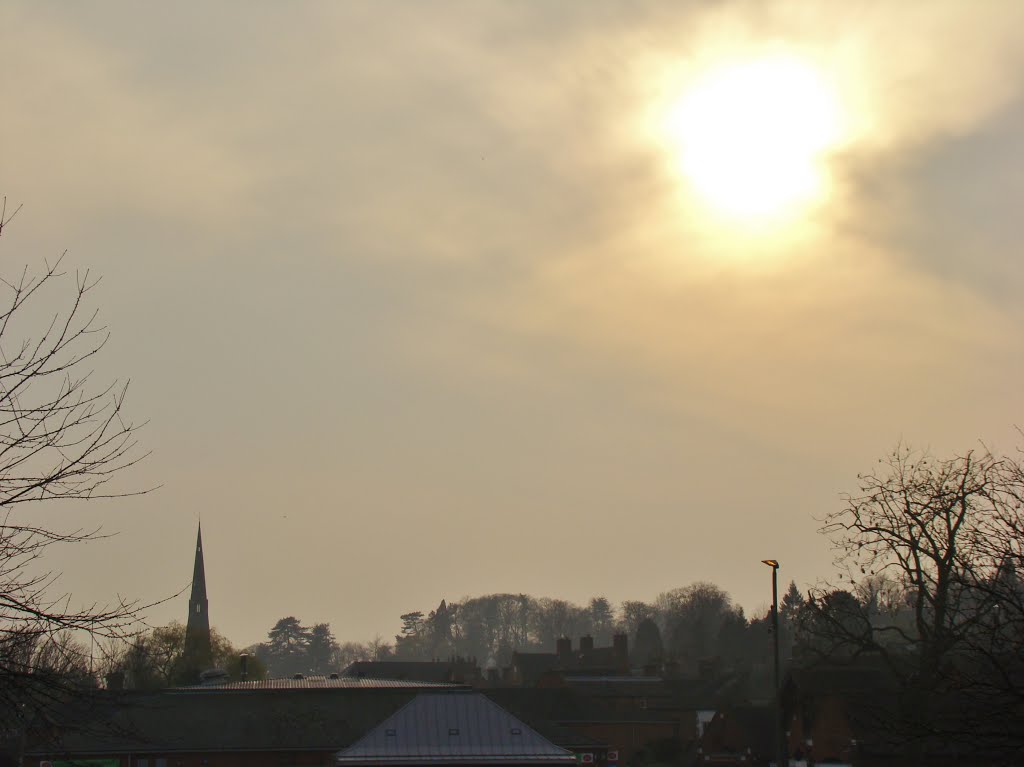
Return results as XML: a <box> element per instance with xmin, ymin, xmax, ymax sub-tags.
<box><xmin>3</xmin><ymin>1</ymin><xmax>1024</xmax><ymax>649</ymax></box>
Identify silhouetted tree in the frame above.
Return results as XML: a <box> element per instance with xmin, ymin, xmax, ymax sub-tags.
<box><xmin>633</xmin><ymin>618</ymin><xmax>664</xmax><ymax>666</ymax></box>
<box><xmin>259</xmin><ymin>616</ymin><xmax>311</xmax><ymax>676</ymax></box>
<box><xmin>0</xmin><ymin>206</ymin><xmax>151</xmax><ymax>732</ymax></box>
<box><xmin>394</xmin><ymin>611</ymin><xmax>426</xmax><ymax>658</ymax></box>
<box><xmin>429</xmin><ymin>600</ymin><xmax>454</xmax><ymax>655</ymax></box>
<box><xmin>799</xmin><ymin>589</ymin><xmax>871</xmax><ymax>661</ymax></box>
<box><xmin>532</xmin><ymin>598</ymin><xmax>585</xmax><ymax>649</ymax></box>
<box><xmin>620</xmin><ymin>600</ymin><xmax>656</xmax><ymax>640</ymax></box>
<box><xmin>810</xmin><ymin>443</ymin><xmax>1024</xmax><ymax>759</ymax></box>
<box><xmin>307</xmin><ymin>623</ymin><xmax>340</xmax><ymax>674</ymax></box>
<box><xmin>588</xmin><ymin>597</ymin><xmax>615</xmax><ymax>645</ymax></box>
<box><xmin>366</xmin><ymin>634</ymin><xmax>394</xmax><ymax>661</ymax></box>
<box><xmin>449</xmin><ymin>594</ymin><xmax>538</xmax><ymax>662</ymax></box>
<box><xmin>778</xmin><ymin>581</ymin><xmax>806</xmax><ymax>662</ymax></box>
<box><xmin>658</xmin><ymin>582</ymin><xmax>741</xmax><ymax>666</ymax></box>
<box><xmin>779</xmin><ymin>581</ymin><xmax>805</xmax><ymax>624</ymax></box>
<box><xmin>106</xmin><ymin>621</ymin><xmax>262</xmax><ymax>688</ymax></box>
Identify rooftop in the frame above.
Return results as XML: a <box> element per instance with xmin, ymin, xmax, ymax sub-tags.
<box><xmin>175</xmin><ymin>675</ymin><xmax>459</xmax><ymax>691</ymax></box>
<box><xmin>335</xmin><ymin>692</ymin><xmax>576</xmax><ymax>765</ymax></box>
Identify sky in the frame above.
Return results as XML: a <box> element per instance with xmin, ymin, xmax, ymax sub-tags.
<box><xmin>2</xmin><ymin>1</ymin><xmax>1024</xmax><ymax>650</ymax></box>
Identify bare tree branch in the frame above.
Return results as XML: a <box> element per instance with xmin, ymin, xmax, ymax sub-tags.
<box><xmin>803</xmin><ymin>442</ymin><xmax>1024</xmax><ymax>759</ymax></box>
<box><xmin>0</xmin><ymin>237</ymin><xmax>156</xmax><ymax>740</ymax></box>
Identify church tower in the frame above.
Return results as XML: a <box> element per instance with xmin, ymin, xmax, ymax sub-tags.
<box><xmin>182</xmin><ymin>523</ymin><xmax>212</xmax><ymax>677</ymax></box>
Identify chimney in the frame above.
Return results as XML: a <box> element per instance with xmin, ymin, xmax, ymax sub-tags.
<box><xmin>239</xmin><ymin>653</ymin><xmax>249</xmax><ymax>681</ymax></box>
<box><xmin>579</xmin><ymin>635</ymin><xmax>594</xmax><ymax>653</ymax></box>
<box><xmin>556</xmin><ymin>636</ymin><xmax>572</xmax><ymax>659</ymax></box>
<box><xmin>613</xmin><ymin>633</ymin><xmax>628</xmax><ymax>670</ymax></box>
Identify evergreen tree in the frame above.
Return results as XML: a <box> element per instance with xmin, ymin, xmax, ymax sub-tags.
<box><xmin>307</xmin><ymin>623</ymin><xmax>340</xmax><ymax>674</ymax></box>
<box><xmin>633</xmin><ymin>618</ymin><xmax>664</xmax><ymax>665</ymax></box>
<box><xmin>263</xmin><ymin>616</ymin><xmax>311</xmax><ymax>676</ymax></box>
<box><xmin>780</xmin><ymin>581</ymin><xmax>805</xmax><ymax>624</ymax></box>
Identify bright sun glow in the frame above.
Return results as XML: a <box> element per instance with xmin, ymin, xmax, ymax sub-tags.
<box><xmin>663</xmin><ymin>55</ymin><xmax>845</xmax><ymax>222</ymax></box>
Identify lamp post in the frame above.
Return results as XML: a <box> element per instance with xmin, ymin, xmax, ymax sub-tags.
<box><xmin>762</xmin><ymin>559</ymin><xmax>785</xmax><ymax>767</ymax></box>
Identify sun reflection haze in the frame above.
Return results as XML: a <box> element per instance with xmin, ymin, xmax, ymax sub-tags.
<box><xmin>659</xmin><ymin>54</ymin><xmax>847</xmax><ymax>226</ymax></box>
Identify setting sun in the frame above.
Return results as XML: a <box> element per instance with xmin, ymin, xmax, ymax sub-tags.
<box><xmin>662</xmin><ymin>55</ymin><xmax>845</xmax><ymax>222</ymax></box>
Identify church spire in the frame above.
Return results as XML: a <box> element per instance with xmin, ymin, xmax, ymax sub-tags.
<box><xmin>189</xmin><ymin>522</ymin><xmax>209</xmax><ymax>610</ymax></box>
<box><xmin>183</xmin><ymin>522</ymin><xmax>212</xmax><ymax>677</ymax></box>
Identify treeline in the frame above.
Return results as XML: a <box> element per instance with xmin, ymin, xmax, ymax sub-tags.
<box><xmin>102</xmin><ymin>622</ymin><xmax>267</xmax><ymax>688</ymax></box>
<box><xmin>8</xmin><ymin>622</ymin><xmax>268</xmax><ymax>691</ymax></box>
<box><xmin>388</xmin><ymin>586</ymin><xmax>794</xmax><ymax>671</ymax></box>
<box><xmin>243</xmin><ymin>578</ymin><xmax>891</xmax><ymax>681</ymax></box>
<box><xmin>238</xmin><ymin>579</ymin><xmax>884</xmax><ymax>678</ymax></box>
<box><xmin>244</xmin><ymin>617</ymin><xmax>391</xmax><ymax>678</ymax></box>
<box><xmin>236</xmin><ymin>582</ymin><xmax>809</xmax><ymax>678</ymax></box>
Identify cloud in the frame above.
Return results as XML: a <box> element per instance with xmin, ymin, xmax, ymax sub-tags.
<box><xmin>3</xmin><ymin>1</ymin><xmax>1023</xmax><ymax>643</ymax></box>
<box><xmin>0</xmin><ymin>7</ymin><xmax>257</xmax><ymax>231</ymax></box>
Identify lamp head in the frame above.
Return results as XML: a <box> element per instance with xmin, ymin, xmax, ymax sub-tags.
<box><xmin>761</xmin><ymin>559</ymin><xmax>780</xmax><ymax>568</ymax></box>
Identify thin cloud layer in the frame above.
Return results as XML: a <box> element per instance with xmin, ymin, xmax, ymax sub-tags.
<box><xmin>1</xmin><ymin>2</ymin><xmax>1022</xmax><ymax>645</ymax></box>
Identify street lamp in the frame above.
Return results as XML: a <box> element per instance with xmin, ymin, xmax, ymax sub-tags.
<box><xmin>762</xmin><ymin>559</ymin><xmax>785</xmax><ymax>767</ymax></box>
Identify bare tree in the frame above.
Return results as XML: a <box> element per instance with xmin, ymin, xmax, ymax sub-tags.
<box><xmin>807</xmin><ymin>442</ymin><xmax>1024</xmax><ymax>759</ymax></box>
<box><xmin>106</xmin><ymin>622</ymin><xmax>256</xmax><ymax>688</ymax></box>
<box><xmin>0</xmin><ymin>201</ymin><xmax>151</xmax><ymax>735</ymax></box>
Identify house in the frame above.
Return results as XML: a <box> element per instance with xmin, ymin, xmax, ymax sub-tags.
<box><xmin>22</xmin><ymin>682</ymin><xmax>608</xmax><ymax>767</ymax></box>
<box><xmin>783</xmin><ymin>665</ymin><xmax>898</xmax><ymax>767</ymax></box>
<box><xmin>696</xmin><ymin>705</ymin><xmax>774</xmax><ymax>766</ymax></box>
<box><xmin>510</xmin><ymin>636</ymin><xmax>629</xmax><ymax>686</ymax></box>
<box><xmin>23</xmin><ymin>679</ymin><xmax>461</xmax><ymax>767</ymax></box>
<box><xmin>486</xmin><ymin>685</ymin><xmax>673</xmax><ymax>767</ymax></box>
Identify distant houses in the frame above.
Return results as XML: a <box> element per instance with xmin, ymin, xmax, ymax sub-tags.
<box><xmin>19</xmin><ymin>529</ymin><xmax>1009</xmax><ymax>767</ymax></box>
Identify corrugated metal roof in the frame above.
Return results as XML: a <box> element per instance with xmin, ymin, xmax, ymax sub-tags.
<box><xmin>335</xmin><ymin>692</ymin><xmax>576</xmax><ymax>765</ymax></box>
<box><xmin>24</xmin><ymin>687</ymin><xmax>427</xmax><ymax>755</ymax></box>
<box><xmin>176</xmin><ymin>675</ymin><xmax>458</xmax><ymax>690</ymax></box>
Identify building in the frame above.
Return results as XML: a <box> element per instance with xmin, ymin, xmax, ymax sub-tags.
<box><xmin>510</xmin><ymin>636</ymin><xmax>629</xmax><ymax>686</ymax></box>
<box><xmin>696</xmin><ymin>705</ymin><xmax>774</xmax><ymax>766</ymax></box>
<box><xmin>334</xmin><ymin>692</ymin><xmax>576</xmax><ymax>767</ymax></box>
<box><xmin>22</xmin><ymin>685</ymin><xmax>592</xmax><ymax>767</ymax></box>
<box><xmin>180</xmin><ymin>523</ymin><xmax>212</xmax><ymax>681</ymax></box>
<box><xmin>23</xmin><ymin>681</ymin><xmax>462</xmax><ymax>767</ymax></box>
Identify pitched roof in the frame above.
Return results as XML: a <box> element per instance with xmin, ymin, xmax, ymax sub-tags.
<box><xmin>176</xmin><ymin>675</ymin><xmax>458</xmax><ymax>691</ymax></box>
<box><xmin>335</xmin><ymin>693</ymin><xmax>576</xmax><ymax>765</ymax></box>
